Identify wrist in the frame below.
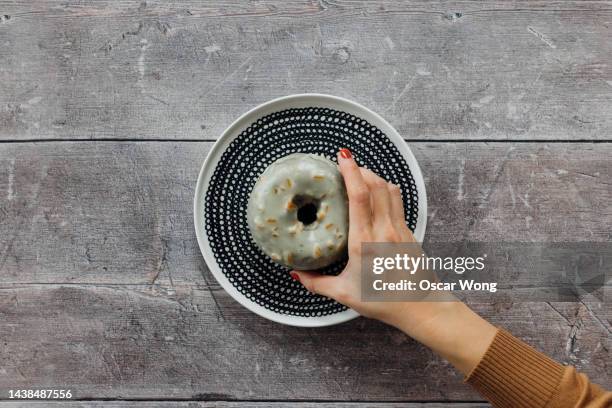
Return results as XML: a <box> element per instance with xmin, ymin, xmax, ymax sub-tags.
<box><xmin>390</xmin><ymin>300</ymin><xmax>497</xmax><ymax>375</ymax></box>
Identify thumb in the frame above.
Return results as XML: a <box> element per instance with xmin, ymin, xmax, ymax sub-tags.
<box><xmin>290</xmin><ymin>270</ymin><xmax>340</xmax><ymax>299</ymax></box>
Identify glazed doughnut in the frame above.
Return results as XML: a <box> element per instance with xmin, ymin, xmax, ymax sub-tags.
<box><xmin>247</xmin><ymin>153</ymin><xmax>349</xmax><ymax>270</ymax></box>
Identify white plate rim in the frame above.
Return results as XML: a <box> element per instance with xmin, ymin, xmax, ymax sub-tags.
<box><xmin>194</xmin><ymin>93</ymin><xmax>427</xmax><ymax>327</ymax></box>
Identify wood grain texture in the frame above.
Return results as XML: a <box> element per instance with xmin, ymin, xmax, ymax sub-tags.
<box><xmin>1</xmin><ymin>0</ymin><xmax>611</xmax><ymax>403</ymax></box>
<box><xmin>0</xmin><ymin>141</ymin><xmax>610</xmax><ymax>400</ymax></box>
<box><xmin>0</xmin><ymin>402</ymin><xmax>490</xmax><ymax>407</ymax></box>
<box><xmin>1</xmin><ymin>1</ymin><xmax>611</xmax><ymax>141</ymax></box>
<box><xmin>0</xmin><ymin>285</ymin><xmax>608</xmax><ymax>400</ymax></box>
<box><xmin>1</xmin><ymin>142</ymin><xmax>612</xmax><ymax>285</ymax></box>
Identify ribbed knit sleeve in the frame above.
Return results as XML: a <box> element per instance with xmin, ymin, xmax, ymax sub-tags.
<box><xmin>465</xmin><ymin>329</ymin><xmax>611</xmax><ymax>408</ymax></box>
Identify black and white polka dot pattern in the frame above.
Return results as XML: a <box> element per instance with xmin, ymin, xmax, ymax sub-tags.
<box><xmin>203</xmin><ymin>107</ymin><xmax>419</xmax><ymax>317</ymax></box>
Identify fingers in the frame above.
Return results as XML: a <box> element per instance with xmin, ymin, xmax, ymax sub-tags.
<box><xmin>337</xmin><ymin>149</ymin><xmax>372</xmax><ymax>231</ymax></box>
<box><xmin>359</xmin><ymin>167</ymin><xmax>413</xmax><ymax>242</ymax></box>
<box><xmin>388</xmin><ymin>183</ymin><xmax>405</xmax><ymax>225</ymax></box>
<box><xmin>290</xmin><ymin>270</ymin><xmax>341</xmax><ymax>299</ymax></box>
<box><xmin>388</xmin><ymin>183</ymin><xmax>416</xmax><ymax>242</ymax></box>
<box><xmin>360</xmin><ymin>168</ymin><xmax>392</xmax><ymax>221</ymax></box>
<box><xmin>337</xmin><ymin>148</ymin><xmax>414</xmax><ymax>244</ymax></box>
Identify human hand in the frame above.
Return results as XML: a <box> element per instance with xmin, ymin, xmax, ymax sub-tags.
<box><xmin>289</xmin><ymin>147</ymin><xmax>439</xmax><ymax>328</ymax></box>
<box><xmin>290</xmin><ymin>148</ymin><xmax>496</xmax><ymax>375</ymax></box>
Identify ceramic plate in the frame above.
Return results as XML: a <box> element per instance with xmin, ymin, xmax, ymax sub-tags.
<box><xmin>194</xmin><ymin>94</ymin><xmax>427</xmax><ymax>326</ymax></box>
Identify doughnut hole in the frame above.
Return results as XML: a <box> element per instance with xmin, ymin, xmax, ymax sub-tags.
<box><xmin>293</xmin><ymin>194</ymin><xmax>320</xmax><ymax>226</ymax></box>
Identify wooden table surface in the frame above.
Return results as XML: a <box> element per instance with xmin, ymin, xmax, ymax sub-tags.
<box><xmin>1</xmin><ymin>1</ymin><xmax>610</xmax><ymax>406</ymax></box>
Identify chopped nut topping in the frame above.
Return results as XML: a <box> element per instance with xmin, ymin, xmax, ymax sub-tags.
<box><xmin>266</xmin><ymin>218</ymin><xmax>277</xmax><ymax>224</ymax></box>
<box><xmin>286</xmin><ymin>201</ymin><xmax>297</xmax><ymax>211</ymax></box>
<box><xmin>325</xmin><ymin>223</ymin><xmax>334</xmax><ymax>230</ymax></box>
<box><xmin>287</xmin><ymin>222</ymin><xmax>303</xmax><ymax>235</ymax></box>
<box><xmin>286</xmin><ymin>179</ymin><xmax>292</xmax><ymax>188</ymax></box>
<box><xmin>312</xmin><ymin>175</ymin><xmax>325</xmax><ymax>181</ymax></box>
<box><xmin>314</xmin><ymin>245</ymin><xmax>322</xmax><ymax>258</ymax></box>
<box><xmin>335</xmin><ymin>227</ymin><xmax>344</xmax><ymax>239</ymax></box>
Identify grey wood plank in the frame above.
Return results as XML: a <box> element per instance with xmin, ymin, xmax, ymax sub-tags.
<box><xmin>1</xmin><ymin>1</ymin><xmax>611</xmax><ymax>141</ymax></box>
<box><xmin>0</xmin><ymin>142</ymin><xmax>610</xmax><ymax>399</ymax></box>
<box><xmin>0</xmin><ymin>402</ymin><xmax>490</xmax><ymax>407</ymax></box>
<box><xmin>1</xmin><ymin>142</ymin><xmax>611</xmax><ymax>285</ymax></box>
<box><xmin>0</xmin><ymin>284</ymin><xmax>608</xmax><ymax>400</ymax></box>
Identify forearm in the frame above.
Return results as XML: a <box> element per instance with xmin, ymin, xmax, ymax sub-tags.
<box><xmin>389</xmin><ymin>303</ymin><xmax>611</xmax><ymax>407</ymax></box>
<box><xmin>387</xmin><ymin>300</ymin><xmax>497</xmax><ymax>375</ymax></box>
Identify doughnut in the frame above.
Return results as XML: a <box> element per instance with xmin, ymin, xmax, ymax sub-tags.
<box><xmin>247</xmin><ymin>153</ymin><xmax>349</xmax><ymax>270</ymax></box>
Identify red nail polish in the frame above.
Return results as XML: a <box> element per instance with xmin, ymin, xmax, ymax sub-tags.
<box><xmin>290</xmin><ymin>272</ymin><xmax>300</xmax><ymax>282</ymax></box>
<box><xmin>339</xmin><ymin>148</ymin><xmax>352</xmax><ymax>159</ymax></box>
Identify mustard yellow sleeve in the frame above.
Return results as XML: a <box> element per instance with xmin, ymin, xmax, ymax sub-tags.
<box><xmin>465</xmin><ymin>329</ymin><xmax>611</xmax><ymax>408</ymax></box>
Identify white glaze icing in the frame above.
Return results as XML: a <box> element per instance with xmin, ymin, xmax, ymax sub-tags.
<box><xmin>247</xmin><ymin>153</ymin><xmax>349</xmax><ymax>270</ymax></box>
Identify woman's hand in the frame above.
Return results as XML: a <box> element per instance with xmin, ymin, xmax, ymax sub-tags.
<box><xmin>290</xmin><ymin>148</ymin><xmax>444</xmax><ymax>329</ymax></box>
<box><xmin>290</xmin><ymin>148</ymin><xmax>497</xmax><ymax>375</ymax></box>
<box><xmin>289</xmin><ymin>147</ymin><xmax>422</xmax><ymax>325</ymax></box>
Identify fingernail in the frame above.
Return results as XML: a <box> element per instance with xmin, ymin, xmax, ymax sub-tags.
<box><xmin>339</xmin><ymin>148</ymin><xmax>352</xmax><ymax>160</ymax></box>
<box><xmin>290</xmin><ymin>271</ymin><xmax>300</xmax><ymax>282</ymax></box>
